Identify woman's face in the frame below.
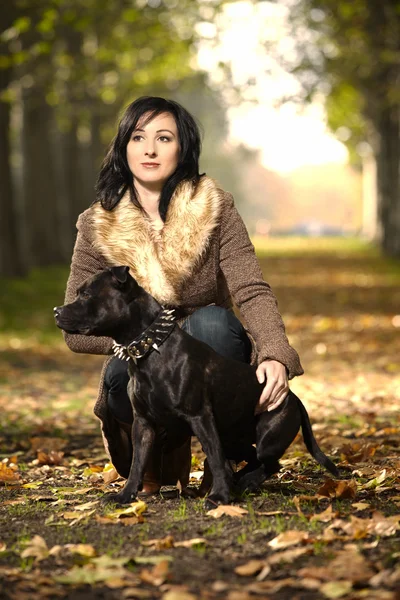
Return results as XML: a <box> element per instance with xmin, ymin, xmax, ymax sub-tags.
<box><xmin>126</xmin><ymin>112</ymin><xmax>180</xmax><ymax>190</ymax></box>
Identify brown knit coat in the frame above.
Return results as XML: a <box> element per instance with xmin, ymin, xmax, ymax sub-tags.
<box><xmin>63</xmin><ymin>176</ymin><xmax>303</xmax><ymax>477</ymax></box>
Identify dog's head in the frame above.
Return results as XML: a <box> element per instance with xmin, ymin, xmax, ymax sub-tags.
<box><xmin>54</xmin><ymin>266</ymin><xmax>146</xmax><ymax>337</ymax></box>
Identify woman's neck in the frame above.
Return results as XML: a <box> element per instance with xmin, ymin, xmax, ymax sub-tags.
<box><xmin>134</xmin><ymin>180</ymin><xmax>162</xmax><ymax>220</ymax></box>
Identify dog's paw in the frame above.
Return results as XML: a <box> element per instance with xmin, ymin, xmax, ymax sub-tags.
<box><xmin>204</xmin><ymin>493</ymin><xmax>230</xmax><ymax>511</ymax></box>
<box><xmin>101</xmin><ymin>491</ymin><xmax>137</xmax><ymax>505</ymax></box>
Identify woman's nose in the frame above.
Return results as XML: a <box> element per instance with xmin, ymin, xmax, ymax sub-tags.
<box><xmin>145</xmin><ymin>142</ymin><xmax>156</xmax><ymax>157</ymax></box>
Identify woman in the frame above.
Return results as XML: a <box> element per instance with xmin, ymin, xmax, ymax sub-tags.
<box><xmin>63</xmin><ymin>96</ymin><xmax>303</xmax><ymax>494</ymax></box>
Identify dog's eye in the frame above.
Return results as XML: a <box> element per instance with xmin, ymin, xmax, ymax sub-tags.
<box><xmin>81</xmin><ymin>291</ymin><xmax>91</xmax><ymax>300</ymax></box>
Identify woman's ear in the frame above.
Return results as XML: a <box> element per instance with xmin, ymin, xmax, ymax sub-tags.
<box><xmin>110</xmin><ymin>265</ymin><xmax>130</xmax><ymax>284</ymax></box>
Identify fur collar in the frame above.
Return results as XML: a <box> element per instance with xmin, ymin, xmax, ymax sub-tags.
<box><xmin>91</xmin><ymin>176</ymin><xmax>224</xmax><ymax>304</ymax></box>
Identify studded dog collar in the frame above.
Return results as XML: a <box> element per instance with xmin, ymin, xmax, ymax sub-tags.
<box><xmin>112</xmin><ymin>307</ymin><xmax>177</xmax><ymax>363</ymax></box>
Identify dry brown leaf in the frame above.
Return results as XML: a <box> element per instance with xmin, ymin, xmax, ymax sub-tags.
<box><xmin>268</xmin><ymin>530</ymin><xmax>309</xmax><ymax>550</ymax></box>
<box><xmin>140</xmin><ymin>560</ymin><xmax>170</xmax><ymax>587</ymax></box>
<box><xmin>2</xmin><ymin>498</ymin><xmax>25</xmax><ymax>506</ymax></box>
<box><xmin>234</xmin><ymin>560</ymin><xmax>265</xmax><ymax>576</ymax></box>
<box><xmin>37</xmin><ymin>450</ymin><xmax>64</xmax><ymax>466</ymax></box>
<box><xmin>298</xmin><ymin>545</ymin><xmax>374</xmax><ymax>584</ymax></box>
<box><xmin>268</xmin><ymin>547</ymin><xmax>311</xmax><ymax>565</ymax></box>
<box><xmin>161</xmin><ymin>591</ymin><xmax>197</xmax><ymax>600</ymax></box>
<box><xmin>318</xmin><ymin>478</ymin><xmax>357</xmax><ymax>499</ymax></box>
<box><xmin>73</xmin><ymin>500</ymin><xmax>99</xmax><ymax>511</ymax></box>
<box><xmin>207</xmin><ymin>505</ymin><xmax>248</xmax><ymax>518</ymax></box>
<box><xmin>311</xmin><ymin>505</ymin><xmax>338</xmax><ymax>523</ymax></box>
<box><xmin>102</xmin><ymin>466</ymin><xmax>119</xmax><ymax>485</ymax></box>
<box><xmin>174</xmin><ymin>538</ymin><xmax>207</xmax><ymax>548</ymax></box>
<box><xmin>352</xmin><ymin>502</ymin><xmax>371</xmax><ymax>511</ymax></box>
<box><xmin>142</xmin><ymin>536</ymin><xmax>175</xmax><ymax>550</ymax></box>
<box><xmin>0</xmin><ymin>462</ymin><xmax>20</xmax><ymax>483</ymax></box>
<box><xmin>122</xmin><ymin>588</ymin><xmax>154</xmax><ymax>599</ymax></box>
<box><xmin>20</xmin><ymin>536</ymin><xmax>49</xmax><ymax>562</ymax></box>
<box><xmin>30</xmin><ymin>437</ymin><xmax>67</xmax><ymax>452</ymax></box>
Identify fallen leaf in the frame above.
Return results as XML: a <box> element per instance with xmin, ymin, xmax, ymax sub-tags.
<box><xmin>364</xmin><ymin>469</ymin><xmax>387</xmax><ymax>489</ymax></box>
<box><xmin>121</xmin><ymin>589</ymin><xmax>153</xmax><ymax>598</ymax></box>
<box><xmin>22</xmin><ymin>481</ymin><xmax>43</xmax><ymax>489</ymax></box>
<box><xmin>134</xmin><ymin>556</ymin><xmax>173</xmax><ymax>565</ymax></box>
<box><xmin>122</xmin><ymin>588</ymin><xmax>153</xmax><ymax>598</ymax></box>
<box><xmin>311</xmin><ymin>505</ymin><xmax>338</xmax><ymax>523</ymax></box>
<box><xmin>37</xmin><ymin>450</ymin><xmax>64</xmax><ymax>466</ymax></box>
<box><xmin>142</xmin><ymin>536</ymin><xmax>175</xmax><ymax>550</ymax></box>
<box><xmin>320</xmin><ymin>581</ymin><xmax>353</xmax><ymax>598</ymax></box>
<box><xmin>72</xmin><ymin>500</ymin><xmax>99</xmax><ymax>511</ymax></box>
<box><xmin>268</xmin><ymin>530</ymin><xmax>309</xmax><ymax>550</ymax></box>
<box><xmin>20</xmin><ymin>536</ymin><xmax>49</xmax><ymax>562</ymax></box>
<box><xmin>161</xmin><ymin>591</ymin><xmax>197</xmax><ymax>600</ymax></box>
<box><xmin>140</xmin><ymin>560</ymin><xmax>170</xmax><ymax>587</ymax></box>
<box><xmin>352</xmin><ymin>502</ymin><xmax>371</xmax><ymax>511</ymax></box>
<box><xmin>30</xmin><ymin>436</ymin><xmax>66</xmax><ymax>451</ymax></box>
<box><xmin>106</xmin><ymin>500</ymin><xmax>147</xmax><ymax>519</ymax></box>
<box><xmin>318</xmin><ymin>479</ymin><xmax>357</xmax><ymax>499</ymax></box>
<box><xmin>102</xmin><ymin>465</ymin><xmax>119</xmax><ymax>485</ymax></box>
<box><xmin>207</xmin><ymin>505</ymin><xmax>248</xmax><ymax>518</ymax></box>
<box><xmin>0</xmin><ymin>463</ymin><xmax>20</xmax><ymax>483</ymax></box>
<box><xmin>174</xmin><ymin>538</ymin><xmax>207</xmax><ymax>548</ymax></box>
<box><xmin>267</xmin><ymin>547</ymin><xmax>311</xmax><ymax>564</ymax></box>
<box><xmin>235</xmin><ymin>560</ymin><xmax>265</xmax><ymax>576</ymax></box>
<box><xmin>65</xmin><ymin>544</ymin><xmax>96</xmax><ymax>557</ymax></box>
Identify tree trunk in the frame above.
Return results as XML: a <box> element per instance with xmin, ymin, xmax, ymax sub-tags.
<box><xmin>0</xmin><ymin>5</ymin><xmax>25</xmax><ymax>276</ymax></box>
<box><xmin>21</xmin><ymin>86</ymin><xmax>65</xmax><ymax>266</ymax></box>
<box><xmin>376</xmin><ymin>105</ymin><xmax>400</xmax><ymax>257</ymax></box>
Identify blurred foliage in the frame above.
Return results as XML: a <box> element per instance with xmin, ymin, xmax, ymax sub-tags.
<box><xmin>269</xmin><ymin>0</ymin><xmax>400</xmax><ymax>163</ymax></box>
<box><xmin>1</xmin><ymin>0</ymin><xmax>224</xmax><ymax>141</ymax></box>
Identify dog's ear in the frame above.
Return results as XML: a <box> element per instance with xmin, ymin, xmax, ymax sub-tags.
<box><xmin>110</xmin><ymin>266</ymin><xmax>130</xmax><ymax>284</ymax></box>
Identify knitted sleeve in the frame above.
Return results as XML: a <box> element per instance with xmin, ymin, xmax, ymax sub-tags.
<box><xmin>219</xmin><ymin>193</ymin><xmax>303</xmax><ymax>379</ymax></box>
<box><xmin>63</xmin><ymin>212</ymin><xmax>113</xmax><ymax>355</ymax></box>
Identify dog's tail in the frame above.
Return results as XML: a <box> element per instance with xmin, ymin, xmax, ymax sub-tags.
<box><xmin>295</xmin><ymin>394</ymin><xmax>339</xmax><ymax>477</ymax></box>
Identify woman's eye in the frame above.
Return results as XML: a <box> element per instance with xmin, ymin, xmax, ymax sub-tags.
<box><xmin>131</xmin><ymin>135</ymin><xmax>143</xmax><ymax>142</ymax></box>
<box><xmin>159</xmin><ymin>136</ymin><xmax>171</xmax><ymax>142</ymax></box>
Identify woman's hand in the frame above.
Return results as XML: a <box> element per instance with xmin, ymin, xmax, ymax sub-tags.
<box><xmin>255</xmin><ymin>359</ymin><xmax>289</xmax><ymax>415</ymax></box>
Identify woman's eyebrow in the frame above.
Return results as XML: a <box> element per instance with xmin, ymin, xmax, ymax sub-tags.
<box><xmin>133</xmin><ymin>128</ymin><xmax>175</xmax><ymax>135</ymax></box>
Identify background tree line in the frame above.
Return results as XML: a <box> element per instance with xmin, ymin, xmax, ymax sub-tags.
<box><xmin>270</xmin><ymin>0</ymin><xmax>400</xmax><ymax>257</ymax></box>
<box><xmin>0</xmin><ymin>0</ymin><xmax>256</xmax><ymax>277</ymax></box>
<box><xmin>1</xmin><ymin>0</ymin><xmax>399</xmax><ymax>280</ymax></box>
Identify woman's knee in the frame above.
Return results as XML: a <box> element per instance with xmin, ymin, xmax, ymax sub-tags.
<box><xmin>182</xmin><ymin>306</ymin><xmax>251</xmax><ymax>362</ymax></box>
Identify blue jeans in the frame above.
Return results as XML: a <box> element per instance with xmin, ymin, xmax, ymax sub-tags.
<box><xmin>104</xmin><ymin>306</ymin><xmax>252</xmax><ymax>424</ymax></box>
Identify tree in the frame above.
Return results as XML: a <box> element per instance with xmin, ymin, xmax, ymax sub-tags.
<box><xmin>0</xmin><ymin>0</ymin><xmax>225</xmax><ymax>274</ymax></box>
<box><xmin>268</xmin><ymin>0</ymin><xmax>400</xmax><ymax>256</ymax></box>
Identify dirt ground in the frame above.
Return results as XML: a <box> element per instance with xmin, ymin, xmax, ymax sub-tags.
<box><xmin>0</xmin><ymin>240</ymin><xmax>399</xmax><ymax>600</ymax></box>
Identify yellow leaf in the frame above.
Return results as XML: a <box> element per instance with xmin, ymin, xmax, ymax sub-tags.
<box><xmin>22</xmin><ymin>481</ymin><xmax>43</xmax><ymax>489</ymax></box>
<box><xmin>320</xmin><ymin>581</ymin><xmax>353</xmax><ymax>598</ymax></box>
<box><xmin>106</xmin><ymin>500</ymin><xmax>147</xmax><ymax>519</ymax></box>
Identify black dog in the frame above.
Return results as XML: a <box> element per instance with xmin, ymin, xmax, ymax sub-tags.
<box><xmin>55</xmin><ymin>266</ymin><xmax>338</xmax><ymax>507</ymax></box>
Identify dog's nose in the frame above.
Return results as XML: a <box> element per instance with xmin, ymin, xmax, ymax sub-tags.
<box><xmin>53</xmin><ymin>306</ymin><xmax>61</xmax><ymax>318</ymax></box>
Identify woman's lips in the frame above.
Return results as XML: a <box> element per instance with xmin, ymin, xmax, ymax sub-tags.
<box><xmin>141</xmin><ymin>163</ymin><xmax>160</xmax><ymax>168</ymax></box>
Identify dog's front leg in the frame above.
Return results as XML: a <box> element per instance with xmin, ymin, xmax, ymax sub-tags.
<box><xmin>188</xmin><ymin>409</ymin><xmax>232</xmax><ymax>509</ymax></box>
<box><xmin>102</xmin><ymin>417</ymin><xmax>155</xmax><ymax>505</ymax></box>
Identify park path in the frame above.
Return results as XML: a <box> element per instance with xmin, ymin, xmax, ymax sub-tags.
<box><xmin>0</xmin><ymin>240</ymin><xmax>399</xmax><ymax>600</ymax></box>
